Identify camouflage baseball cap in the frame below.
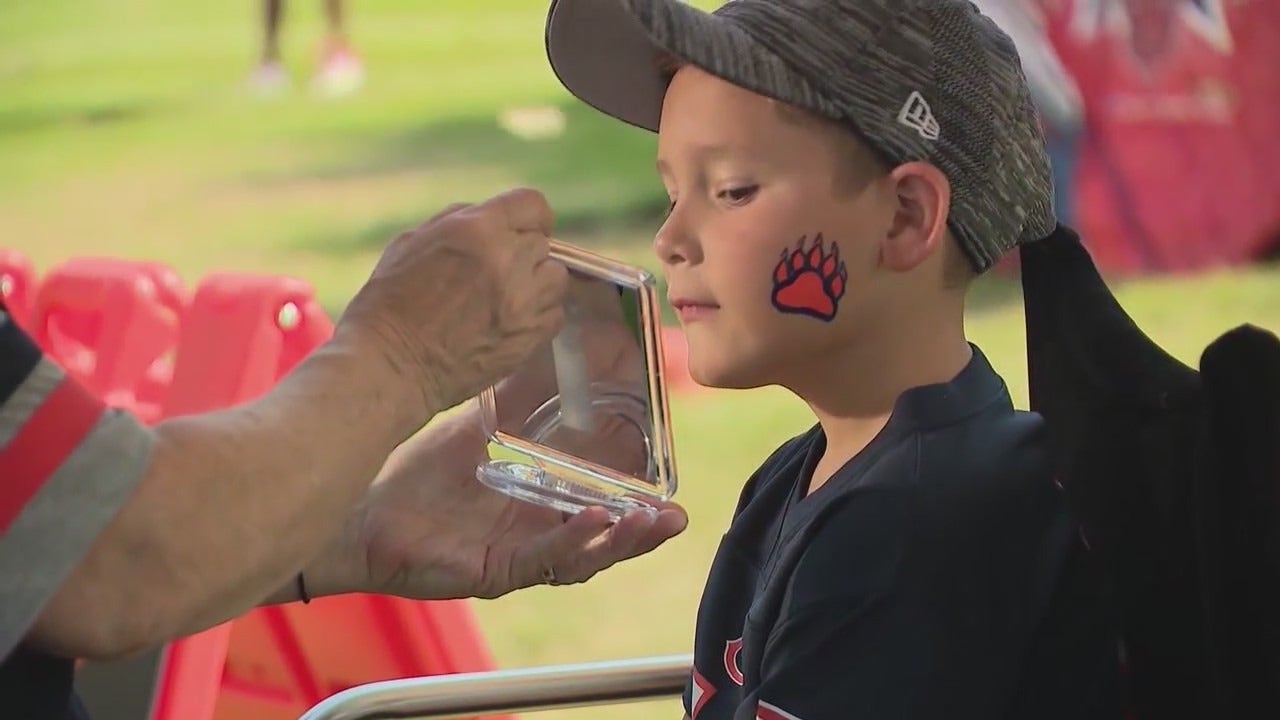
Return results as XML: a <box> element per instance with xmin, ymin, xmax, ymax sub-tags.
<box><xmin>544</xmin><ymin>0</ymin><xmax>1056</xmax><ymax>273</ymax></box>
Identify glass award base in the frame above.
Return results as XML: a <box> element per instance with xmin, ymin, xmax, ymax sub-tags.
<box><xmin>477</xmin><ymin>386</ymin><xmax>658</xmax><ymax>521</ymax></box>
<box><xmin>476</xmin><ymin>460</ymin><xmax>655</xmax><ymax>521</ymax></box>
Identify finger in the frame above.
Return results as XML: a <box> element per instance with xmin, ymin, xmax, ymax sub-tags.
<box><xmin>551</xmin><ymin>504</ymin><xmax>683</xmax><ymax>584</ymax></box>
<box><xmin>517</xmin><ymin>261</ymin><xmax>567</xmax><ymax>344</ymax></box>
<box><xmin>604</xmin><ymin>506</ymin><xmax>687</xmax><ymax>561</ymax></box>
<box><xmin>483</xmin><ymin>187</ymin><xmax>555</xmax><ymax>234</ymax></box>
<box><xmin>641</xmin><ymin>499</ymin><xmax>686</xmax><ymax>515</ymax></box>
<box><xmin>512</xmin><ymin>229</ymin><xmax>553</xmax><ymax>272</ymax></box>
<box><xmin>421</xmin><ymin>202</ymin><xmax>473</xmax><ymax>227</ymax></box>
<box><xmin>532</xmin><ymin>259</ymin><xmax>570</xmax><ymax>314</ymax></box>
<box><xmin>512</xmin><ymin>507</ymin><xmax>614</xmax><ymax>588</ymax></box>
<box><xmin>535</xmin><ymin>305</ymin><xmax>567</xmax><ymax>349</ymax></box>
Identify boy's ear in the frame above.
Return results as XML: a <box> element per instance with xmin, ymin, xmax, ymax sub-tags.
<box><xmin>881</xmin><ymin>161</ymin><xmax>951</xmax><ymax>273</ymax></box>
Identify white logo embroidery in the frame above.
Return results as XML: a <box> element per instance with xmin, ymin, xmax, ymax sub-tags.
<box><xmin>897</xmin><ymin>90</ymin><xmax>941</xmax><ymax>141</ymax></box>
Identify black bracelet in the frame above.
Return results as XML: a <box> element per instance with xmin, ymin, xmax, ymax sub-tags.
<box><xmin>296</xmin><ymin>572</ymin><xmax>311</xmax><ymax>604</ymax></box>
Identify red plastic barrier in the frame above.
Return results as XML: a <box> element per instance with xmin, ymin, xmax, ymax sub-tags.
<box><xmin>208</xmin><ymin>596</ymin><xmax>508</xmax><ymax>720</ymax></box>
<box><xmin>0</xmin><ymin>249</ymin><xmax>37</xmax><ymax>327</ymax></box>
<box><xmin>27</xmin><ymin>257</ymin><xmax>185</xmax><ymax>424</ymax></box>
<box><xmin>161</xmin><ymin>272</ymin><xmax>331</xmax><ymax>417</ymax></box>
<box><xmin>661</xmin><ymin>326</ymin><xmax>699</xmax><ymax>393</ymax></box>
<box><xmin>148</xmin><ymin>626</ymin><xmax>233</xmax><ymax>720</ymax></box>
<box><xmin>153</xmin><ymin>272</ymin><xmax>508</xmax><ymax>720</ymax></box>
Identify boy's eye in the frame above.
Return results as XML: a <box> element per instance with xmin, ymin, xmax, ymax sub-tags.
<box><xmin>719</xmin><ymin>185</ymin><xmax>758</xmax><ymax>205</ymax></box>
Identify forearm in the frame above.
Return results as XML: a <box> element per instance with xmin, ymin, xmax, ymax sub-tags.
<box><xmin>257</xmin><ymin>504</ymin><xmax>369</xmax><ymax>607</ymax></box>
<box><xmin>28</xmin><ymin>333</ymin><xmax>431</xmax><ymax>659</ymax></box>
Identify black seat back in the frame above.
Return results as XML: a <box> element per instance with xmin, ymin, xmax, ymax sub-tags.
<box><xmin>1021</xmin><ymin>225</ymin><xmax>1280</xmax><ymax>719</ymax></box>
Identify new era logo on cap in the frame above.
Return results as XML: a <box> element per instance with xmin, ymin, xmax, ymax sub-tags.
<box><xmin>897</xmin><ymin>90</ymin><xmax>940</xmax><ymax>141</ymax></box>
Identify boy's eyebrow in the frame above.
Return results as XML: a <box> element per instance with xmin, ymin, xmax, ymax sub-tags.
<box><xmin>655</xmin><ymin>143</ymin><xmax>741</xmax><ymax>174</ymax></box>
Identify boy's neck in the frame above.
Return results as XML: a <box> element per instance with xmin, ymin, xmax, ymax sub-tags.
<box><xmin>790</xmin><ymin>312</ymin><xmax>973</xmax><ymax>496</ymax></box>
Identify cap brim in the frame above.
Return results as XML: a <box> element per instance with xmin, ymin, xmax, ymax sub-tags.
<box><xmin>545</xmin><ymin>0</ymin><xmax>757</xmax><ymax>133</ymax></box>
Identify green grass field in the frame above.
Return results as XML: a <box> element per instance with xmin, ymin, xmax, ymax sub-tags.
<box><xmin>4</xmin><ymin>1</ymin><xmax>1279</xmax><ymax>718</ymax></box>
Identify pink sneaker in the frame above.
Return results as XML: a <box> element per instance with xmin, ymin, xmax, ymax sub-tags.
<box><xmin>313</xmin><ymin>46</ymin><xmax>364</xmax><ymax>97</ymax></box>
<box><xmin>248</xmin><ymin>61</ymin><xmax>290</xmax><ymax>96</ymax></box>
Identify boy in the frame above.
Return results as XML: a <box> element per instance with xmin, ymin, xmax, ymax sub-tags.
<box><xmin>544</xmin><ymin>0</ymin><xmax>1121</xmax><ymax>718</ymax></box>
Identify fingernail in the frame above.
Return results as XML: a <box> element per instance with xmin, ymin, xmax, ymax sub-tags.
<box><xmin>673</xmin><ymin>511</ymin><xmax>688</xmax><ymax>532</ymax></box>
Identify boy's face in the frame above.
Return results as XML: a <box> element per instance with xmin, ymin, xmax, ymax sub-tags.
<box><xmin>654</xmin><ymin>66</ymin><xmax>900</xmax><ymax>390</ymax></box>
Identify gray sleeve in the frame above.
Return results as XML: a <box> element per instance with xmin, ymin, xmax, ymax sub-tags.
<box><xmin>0</xmin><ymin>354</ymin><xmax>154</xmax><ymax>660</ymax></box>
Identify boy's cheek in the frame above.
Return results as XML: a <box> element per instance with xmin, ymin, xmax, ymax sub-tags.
<box><xmin>767</xmin><ymin>233</ymin><xmax>849</xmax><ymax>323</ymax></box>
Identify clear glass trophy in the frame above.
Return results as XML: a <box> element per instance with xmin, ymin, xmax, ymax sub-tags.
<box><xmin>475</xmin><ymin>241</ymin><xmax>678</xmax><ymax>520</ymax></box>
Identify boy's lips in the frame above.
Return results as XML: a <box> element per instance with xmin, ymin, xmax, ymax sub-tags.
<box><xmin>668</xmin><ymin>297</ymin><xmax>720</xmax><ymax>323</ymax></box>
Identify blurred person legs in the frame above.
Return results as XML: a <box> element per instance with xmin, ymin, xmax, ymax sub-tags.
<box><xmin>249</xmin><ymin>0</ymin><xmax>289</xmax><ymax>94</ymax></box>
<box><xmin>313</xmin><ymin>0</ymin><xmax>364</xmax><ymax>97</ymax></box>
<box><xmin>1045</xmin><ymin>124</ymin><xmax>1081</xmax><ymax>227</ymax></box>
<box><xmin>249</xmin><ymin>0</ymin><xmax>364</xmax><ymax>97</ymax></box>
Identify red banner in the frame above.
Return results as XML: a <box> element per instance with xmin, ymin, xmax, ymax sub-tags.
<box><xmin>1043</xmin><ymin>0</ymin><xmax>1280</xmax><ymax>273</ymax></box>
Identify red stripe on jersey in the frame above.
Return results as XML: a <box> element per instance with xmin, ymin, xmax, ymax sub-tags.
<box><xmin>757</xmin><ymin>700</ymin><xmax>804</xmax><ymax>720</ymax></box>
<box><xmin>0</xmin><ymin>376</ymin><xmax>103</xmax><ymax>533</ymax></box>
<box><xmin>690</xmin><ymin>668</ymin><xmax>717</xmax><ymax>719</ymax></box>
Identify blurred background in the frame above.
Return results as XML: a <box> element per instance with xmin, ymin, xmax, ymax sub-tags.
<box><xmin>2</xmin><ymin>0</ymin><xmax>1278</xmax><ymax>718</ymax></box>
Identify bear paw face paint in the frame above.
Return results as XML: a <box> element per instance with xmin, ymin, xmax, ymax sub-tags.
<box><xmin>770</xmin><ymin>234</ymin><xmax>848</xmax><ymax>321</ymax></box>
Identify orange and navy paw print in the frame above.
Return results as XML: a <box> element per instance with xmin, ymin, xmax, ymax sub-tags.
<box><xmin>770</xmin><ymin>234</ymin><xmax>848</xmax><ymax>321</ymax></box>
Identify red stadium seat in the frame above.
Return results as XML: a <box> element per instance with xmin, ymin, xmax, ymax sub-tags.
<box><xmin>27</xmin><ymin>257</ymin><xmax>185</xmax><ymax>424</ymax></box>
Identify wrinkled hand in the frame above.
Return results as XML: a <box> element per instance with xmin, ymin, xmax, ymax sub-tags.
<box><xmin>340</xmin><ymin>397</ymin><xmax>687</xmax><ymax>600</ymax></box>
<box><xmin>336</xmin><ymin>188</ymin><xmax>570</xmax><ymax>418</ymax></box>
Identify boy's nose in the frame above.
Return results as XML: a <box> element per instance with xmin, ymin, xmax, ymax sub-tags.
<box><xmin>653</xmin><ymin>208</ymin><xmax>703</xmax><ymax>267</ymax></box>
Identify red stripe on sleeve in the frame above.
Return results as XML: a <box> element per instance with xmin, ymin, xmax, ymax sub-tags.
<box><xmin>0</xmin><ymin>376</ymin><xmax>104</xmax><ymax>534</ymax></box>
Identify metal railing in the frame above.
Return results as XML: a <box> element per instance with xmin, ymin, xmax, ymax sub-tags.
<box><xmin>298</xmin><ymin>654</ymin><xmax>692</xmax><ymax>720</ymax></box>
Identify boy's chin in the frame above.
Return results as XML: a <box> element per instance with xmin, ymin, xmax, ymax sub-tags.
<box><xmin>687</xmin><ymin>356</ymin><xmax>770</xmax><ymax>391</ymax></box>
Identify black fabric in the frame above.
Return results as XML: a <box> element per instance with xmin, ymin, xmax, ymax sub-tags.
<box><xmin>74</xmin><ymin>650</ymin><xmax>166</xmax><ymax>720</ymax></box>
<box><xmin>0</xmin><ymin>645</ymin><xmax>93</xmax><ymax>720</ymax></box>
<box><xmin>1198</xmin><ymin>326</ymin><xmax>1280</xmax><ymax>713</ymax></box>
<box><xmin>682</xmin><ymin>347</ymin><xmax>1120</xmax><ymax>719</ymax></box>
<box><xmin>1020</xmin><ymin>224</ymin><xmax>1280</xmax><ymax>719</ymax></box>
<box><xmin>0</xmin><ymin>308</ymin><xmax>42</xmax><ymax>405</ymax></box>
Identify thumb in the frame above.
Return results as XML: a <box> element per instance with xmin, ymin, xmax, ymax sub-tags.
<box><xmin>420</xmin><ymin>202</ymin><xmax>473</xmax><ymax>227</ymax></box>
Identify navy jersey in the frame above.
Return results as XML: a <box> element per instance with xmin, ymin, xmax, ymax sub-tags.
<box><xmin>683</xmin><ymin>346</ymin><xmax>1121</xmax><ymax>720</ymax></box>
